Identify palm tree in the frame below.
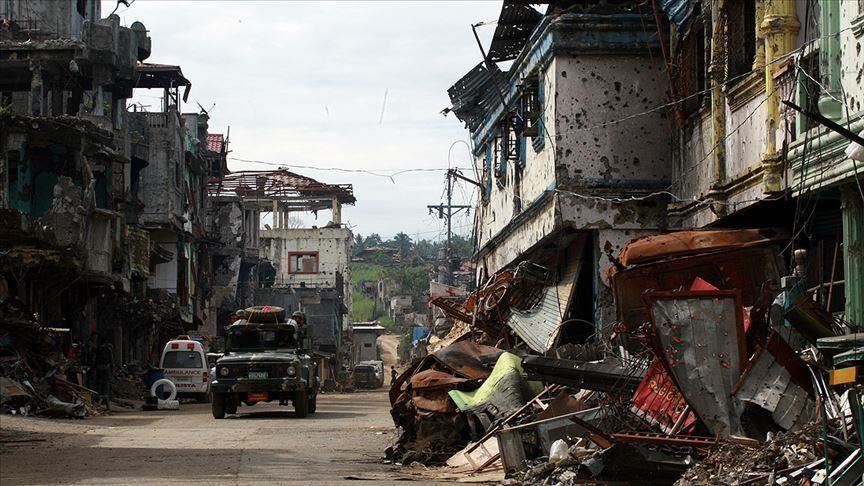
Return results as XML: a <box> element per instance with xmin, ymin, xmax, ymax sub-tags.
<box><xmin>393</xmin><ymin>232</ymin><xmax>412</xmax><ymax>259</ymax></box>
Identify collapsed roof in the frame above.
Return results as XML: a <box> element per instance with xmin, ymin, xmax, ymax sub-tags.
<box><xmin>486</xmin><ymin>1</ymin><xmax>545</xmax><ymax>63</ymax></box>
<box><xmin>208</xmin><ymin>169</ymin><xmax>356</xmax><ymax>212</ymax></box>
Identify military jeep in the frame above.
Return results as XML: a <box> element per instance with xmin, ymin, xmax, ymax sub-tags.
<box><xmin>211</xmin><ymin>315</ymin><xmax>317</xmax><ymax>419</ymax></box>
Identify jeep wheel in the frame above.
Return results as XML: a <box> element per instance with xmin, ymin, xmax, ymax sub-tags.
<box><xmin>212</xmin><ymin>393</ymin><xmax>226</xmax><ymax>419</ymax></box>
<box><xmin>294</xmin><ymin>390</ymin><xmax>309</xmax><ymax>418</ymax></box>
<box><xmin>308</xmin><ymin>393</ymin><xmax>317</xmax><ymax>414</ymax></box>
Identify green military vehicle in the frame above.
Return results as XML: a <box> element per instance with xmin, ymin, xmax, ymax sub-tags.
<box><xmin>211</xmin><ymin>307</ymin><xmax>317</xmax><ymax>419</ymax></box>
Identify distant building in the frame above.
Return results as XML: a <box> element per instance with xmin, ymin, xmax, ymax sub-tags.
<box><xmin>351</xmin><ymin>322</ymin><xmax>385</xmax><ymax>363</ymax></box>
<box><xmin>210</xmin><ymin>169</ymin><xmax>356</xmax><ymax>380</ymax></box>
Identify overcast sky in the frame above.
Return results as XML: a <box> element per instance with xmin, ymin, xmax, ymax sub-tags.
<box><xmin>107</xmin><ymin>0</ymin><xmax>499</xmax><ymax>241</ymax></box>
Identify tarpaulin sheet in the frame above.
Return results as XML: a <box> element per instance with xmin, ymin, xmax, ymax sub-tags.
<box><xmin>412</xmin><ymin>326</ymin><xmax>430</xmax><ymax>344</ymax></box>
<box><xmin>449</xmin><ymin>352</ymin><xmax>525</xmax><ymax>415</ymax></box>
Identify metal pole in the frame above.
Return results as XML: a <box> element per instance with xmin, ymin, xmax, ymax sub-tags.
<box><xmin>446</xmin><ymin>170</ymin><xmax>453</xmax><ymax>285</ymax></box>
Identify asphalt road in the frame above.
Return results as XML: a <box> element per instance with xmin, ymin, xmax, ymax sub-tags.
<box><xmin>0</xmin><ymin>390</ymin><xmax>407</xmax><ymax>485</ymax></box>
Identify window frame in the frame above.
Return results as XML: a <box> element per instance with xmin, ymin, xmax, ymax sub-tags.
<box><xmin>287</xmin><ymin>251</ymin><xmax>320</xmax><ymax>274</ymax></box>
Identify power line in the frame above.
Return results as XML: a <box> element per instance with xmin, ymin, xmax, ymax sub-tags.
<box><xmin>227</xmin><ymin>157</ymin><xmax>472</xmax><ymax>182</ymax></box>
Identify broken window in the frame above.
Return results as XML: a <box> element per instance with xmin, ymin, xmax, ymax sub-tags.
<box><xmin>673</xmin><ymin>20</ymin><xmax>707</xmax><ymax>118</ymax></box>
<box><xmin>532</xmin><ymin>75</ymin><xmax>545</xmax><ymax>151</ymax></box>
<box><xmin>727</xmin><ymin>0</ymin><xmax>757</xmax><ymax>80</ymax></box>
<box><xmin>482</xmin><ymin>143</ymin><xmax>493</xmax><ymax>202</ymax></box>
<box><xmin>493</xmin><ymin>131</ymin><xmax>506</xmax><ymax>189</ymax></box>
<box><xmin>502</xmin><ymin>112</ymin><xmax>523</xmax><ymax>172</ymax></box>
<box><xmin>288</xmin><ymin>252</ymin><xmax>319</xmax><ymax>274</ymax></box>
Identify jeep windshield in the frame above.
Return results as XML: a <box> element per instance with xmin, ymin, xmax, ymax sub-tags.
<box><xmin>227</xmin><ymin>327</ymin><xmax>297</xmax><ymax>351</ymax></box>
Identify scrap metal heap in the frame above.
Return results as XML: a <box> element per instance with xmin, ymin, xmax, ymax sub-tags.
<box><xmin>388</xmin><ymin>229</ymin><xmax>864</xmax><ymax>484</ymax></box>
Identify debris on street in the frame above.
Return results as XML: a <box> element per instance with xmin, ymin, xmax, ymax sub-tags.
<box><xmin>387</xmin><ymin>228</ymin><xmax>864</xmax><ymax>484</ymax></box>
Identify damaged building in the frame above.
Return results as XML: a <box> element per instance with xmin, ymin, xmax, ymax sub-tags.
<box><xmin>0</xmin><ymin>0</ymin><xmax>158</xmax><ymax>363</ymax></box>
<box><xmin>0</xmin><ymin>0</ymin><xmax>227</xmax><ymax>365</ymax></box>
<box><xmin>129</xmin><ymin>62</ymin><xmax>212</xmax><ymax>331</ymax></box>
<box><xmin>395</xmin><ymin>0</ymin><xmax>864</xmax><ymax>482</ymax></box>
<box><xmin>209</xmin><ymin>169</ymin><xmax>356</xmax><ymax>386</ymax></box>
<box><xmin>445</xmin><ymin>0</ymin><xmax>863</xmax><ymax>352</ymax></box>
<box><xmin>446</xmin><ymin>0</ymin><xmax>672</xmax><ymax>343</ymax></box>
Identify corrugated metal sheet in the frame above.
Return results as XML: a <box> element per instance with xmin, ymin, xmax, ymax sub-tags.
<box><xmin>656</xmin><ymin>0</ymin><xmax>696</xmax><ymax>31</ymax></box>
<box><xmin>506</xmin><ymin>237</ymin><xmax>585</xmax><ymax>353</ymax></box>
<box><xmin>486</xmin><ymin>1</ymin><xmax>544</xmax><ymax>63</ymax></box>
<box><xmin>447</xmin><ymin>62</ymin><xmax>507</xmax><ymax>132</ymax></box>
<box><xmin>649</xmin><ymin>292</ymin><xmax>745</xmax><ymax>437</ymax></box>
<box><xmin>735</xmin><ymin>349</ymin><xmax>814</xmax><ymax>430</ymax></box>
<box><xmin>613</xmin><ymin>246</ymin><xmax>784</xmax><ymax>335</ymax></box>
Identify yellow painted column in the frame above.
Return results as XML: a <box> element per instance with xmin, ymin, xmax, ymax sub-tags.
<box><xmin>708</xmin><ymin>0</ymin><xmax>728</xmax><ymax>216</ymax></box>
<box><xmin>752</xmin><ymin>0</ymin><xmax>766</xmax><ymax>71</ymax></box>
<box><xmin>761</xmin><ymin>0</ymin><xmax>799</xmax><ymax>193</ymax></box>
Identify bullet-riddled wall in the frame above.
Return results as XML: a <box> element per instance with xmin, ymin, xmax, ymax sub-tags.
<box><xmin>260</xmin><ymin>227</ymin><xmax>353</xmax><ymax>319</ymax></box>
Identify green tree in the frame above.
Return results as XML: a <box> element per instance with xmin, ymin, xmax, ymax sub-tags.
<box><xmin>393</xmin><ymin>232</ymin><xmax>413</xmax><ymax>258</ymax></box>
<box><xmin>365</xmin><ymin>233</ymin><xmax>382</xmax><ymax>248</ymax></box>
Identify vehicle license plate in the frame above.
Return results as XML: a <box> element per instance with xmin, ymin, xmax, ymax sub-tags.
<box><xmin>247</xmin><ymin>392</ymin><xmax>268</xmax><ymax>402</ymax></box>
<box><xmin>172</xmin><ymin>376</ymin><xmax>192</xmax><ymax>382</ymax></box>
<box><xmin>248</xmin><ymin>371</ymin><xmax>268</xmax><ymax>379</ymax></box>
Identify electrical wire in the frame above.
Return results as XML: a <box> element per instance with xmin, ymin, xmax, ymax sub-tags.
<box><xmin>227</xmin><ymin>157</ymin><xmax>474</xmax><ymax>183</ymax></box>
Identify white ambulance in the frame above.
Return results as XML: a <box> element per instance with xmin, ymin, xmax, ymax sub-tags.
<box><xmin>159</xmin><ymin>338</ymin><xmax>210</xmax><ymax>403</ymax></box>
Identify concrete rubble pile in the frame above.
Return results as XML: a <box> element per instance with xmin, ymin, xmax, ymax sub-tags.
<box><xmin>0</xmin><ymin>299</ymin><xmax>93</xmax><ymax>418</ymax></box>
<box><xmin>387</xmin><ymin>229</ymin><xmax>864</xmax><ymax>484</ymax></box>
<box><xmin>0</xmin><ymin>295</ymin><xmax>161</xmax><ymax>418</ymax></box>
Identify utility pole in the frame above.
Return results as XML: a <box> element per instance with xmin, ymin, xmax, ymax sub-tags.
<box><xmin>427</xmin><ymin>169</ymin><xmax>473</xmax><ymax>285</ymax></box>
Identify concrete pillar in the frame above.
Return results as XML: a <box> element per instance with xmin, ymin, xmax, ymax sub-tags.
<box><xmin>331</xmin><ymin>198</ymin><xmax>342</xmax><ymax>225</ymax></box>
<box><xmin>761</xmin><ymin>0</ymin><xmax>799</xmax><ymax>192</ymax></box>
<box><xmin>272</xmin><ymin>200</ymin><xmax>278</xmax><ymax>229</ymax></box>
<box><xmin>817</xmin><ymin>0</ymin><xmax>843</xmax><ymax>120</ymax></box>
<box><xmin>842</xmin><ymin>187</ymin><xmax>863</xmax><ymax>327</ymax></box>
<box><xmin>708</xmin><ymin>0</ymin><xmax>728</xmax><ymax>215</ymax></box>
<box><xmin>29</xmin><ymin>62</ymin><xmax>43</xmax><ymax>116</ymax></box>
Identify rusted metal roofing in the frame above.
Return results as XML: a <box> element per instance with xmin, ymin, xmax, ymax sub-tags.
<box><xmin>613</xmin><ymin>246</ymin><xmax>784</xmax><ymax>333</ymax></box>
<box><xmin>208</xmin><ymin>169</ymin><xmax>355</xmax><ymax>211</ymax></box>
<box><xmin>618</xmin><ymin>229</ymin><xmax>785</xmax><ymax>267</ymax></box>
<box><xmin>432</xmin><ymin>341</ymin><xmax>504</xmax><ymax>380</ymax></box>
<box><xmin>486</xmin><ymin>1</ymin><xmax>544</xmax><ymax>63</ymax></box>
<box><xmin>447</xmin><ymin>62</ymin><xmax>507</xmax><ymax>132</ymax></box>
<box><xmin>506</xmin><ymin>237</ymin><xmax>585</xmax><ymax>353</ymax></box>
<box><xmin>648</xmin><ymin>290</ymin><xmax>746</xmax><ymax>437</ymax></box>
<box><xmin>206</xmin><ymin>133</ymin><xmax>225</xmax><ymax>153</ymax></box>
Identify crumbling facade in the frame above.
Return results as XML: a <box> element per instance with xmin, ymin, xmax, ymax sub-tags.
<box><xmin>447</xmin><ymin>1</ymin><xmax>671</xmax><ymax>334</ymax></box>
<box><xmin>448</xmin><ymin>0</ymin><xmax>864</xmax><ymax>336</ymax></box>
<box><xmin>665</xmin><ymin>0</ymin><xmax>864</xmax><ymax>326</ymax></box>
<box><xmin>409</xmin><ymin>1</ymin><xmax>864</xmax><ymax>481</ymax></box>
<box><xmin>0</xmin><ymin>1</ymin><xmax>222</xmax><ymax>364</ymax></box>
<box><xmin>0</xmin><ymin>1</ymin><xmax>157</xmax><ymax>363</ymax></box>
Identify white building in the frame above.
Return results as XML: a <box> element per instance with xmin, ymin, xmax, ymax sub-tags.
<box><xmin>261</xmin><ymin>226</ymin><xmax>353</xmax><ymax>315</ymax></box>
